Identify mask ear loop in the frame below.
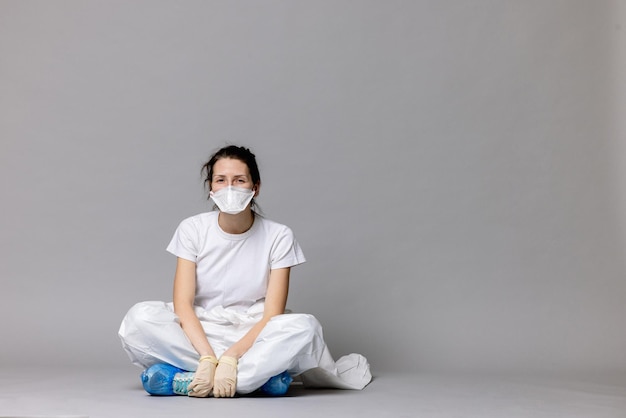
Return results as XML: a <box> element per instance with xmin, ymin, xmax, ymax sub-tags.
<box><xmin>251</xmin><ymin>187</ymin><xmax>262</xmax><ymax>215</ymax></box>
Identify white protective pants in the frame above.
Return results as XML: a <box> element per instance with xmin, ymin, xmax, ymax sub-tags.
<box><xmin>118</xmin><ymin>301</ymin><xmax>371</xmax><ymax>394</ymax></box>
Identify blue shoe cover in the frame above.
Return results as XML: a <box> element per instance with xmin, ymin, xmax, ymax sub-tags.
<box><xmin>141</xmin><ymin>363</ymin><xmax>187</xmax><ymax>396</ymax></box>
<box><xmin>260</xmin><ymin>371</ymin><xmax>293</xmax><ymax>396</ymax></box>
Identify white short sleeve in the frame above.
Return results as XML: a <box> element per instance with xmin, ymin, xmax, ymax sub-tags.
<box><xmin>166</xmin><ymin>217</ymin><xmax>199</xmax><ymax>262</ymax></box>
<box><xmin>271</xmin><ymin>226</ymin><xmax>306</xmax><ymax>270</ymax></box>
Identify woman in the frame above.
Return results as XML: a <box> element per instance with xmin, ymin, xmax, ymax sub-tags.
<box><xmin>118</xmin><ymin>145</ymin><xmax>371</xmax><ymax>397</ymax></box>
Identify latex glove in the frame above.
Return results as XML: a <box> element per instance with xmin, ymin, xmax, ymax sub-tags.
<box><xmin>213</xmin><ymin>356</ymin><xmax>238</xmax><ymax>397</ymax></box>
<box><xmin>187</xmin><ymin>355</ymin><xmax>218</xmax><ymax>397</ymax></box>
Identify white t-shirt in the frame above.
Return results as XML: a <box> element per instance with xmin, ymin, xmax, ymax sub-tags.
<box><xmin>166</xmin><ymin>211</ymin><xmax>306</xmax><ymax>312</ymax></box>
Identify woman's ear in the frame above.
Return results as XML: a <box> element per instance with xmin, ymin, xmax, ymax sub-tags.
<box><xmin>253</xmin><ymin>182</ymin><xmax>261</xmax><ymax>197</ymax></box>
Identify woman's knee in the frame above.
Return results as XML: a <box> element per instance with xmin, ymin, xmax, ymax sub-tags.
<box><xmin>120</xmin><ymin>301</ymin><xmax>174</xmax><ymax>336</ymax></box>
<box><xmin>272</xmin><ymin>313</ymin><xmax>323</xmax><ymax>338</ymax></box>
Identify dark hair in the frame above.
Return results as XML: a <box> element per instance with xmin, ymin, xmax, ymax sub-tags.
<box><xmin>201</xmin><ymin>144</ymin><xmax>261</xmax><ymax>198</ymax></box>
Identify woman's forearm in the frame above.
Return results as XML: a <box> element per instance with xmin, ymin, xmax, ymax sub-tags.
<box><xmin>173</xmin><ymin>257</ymin><xmax>215</xmax><ymax>358</ymax></box>
<box><xmin>176</xmin><ymin>305</ymin><xmax>216</xmax><ymax>358</ymax></box>
<box><xmin>223</xmin><ymin>317</ymin><xmax>271</xmax><ymax>360</ymax></box>
<box><xmin>223</xmin><ymin>267</ymin><xmax>291</xmax><ymax>359</ymax></box>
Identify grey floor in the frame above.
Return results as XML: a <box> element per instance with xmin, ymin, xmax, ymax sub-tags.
<box><xmin>2</xmin><ymin>366</ymin><xmax>626</xmax><ymax>418</ymax></box>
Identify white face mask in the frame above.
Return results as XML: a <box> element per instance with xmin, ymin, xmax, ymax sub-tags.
<box><xmin>209</xmin><ymin>186</ymin><xmax>255</xmax><ymax>215</ymax></box>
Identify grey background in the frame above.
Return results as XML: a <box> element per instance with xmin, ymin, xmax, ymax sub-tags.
<box><xmin>1</xmin><ymin>0</ymin><xmax>625</xmax><ymax>378</ymax></box>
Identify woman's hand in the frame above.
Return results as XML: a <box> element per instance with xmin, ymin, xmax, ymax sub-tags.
<box><xmin>213</xmin><ymin>356</ymin><xmax>238</xmax><ymax>397</ymax></box>
<box><xmin>188</xmin><ymin>356</ymin><xmax>218</xmax><ymax>397</ymax></box>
